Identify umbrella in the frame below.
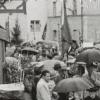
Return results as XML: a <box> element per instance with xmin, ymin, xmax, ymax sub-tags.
<box><xmin>53</xmin><ymin>55</ymin><xmax>63</xmax><ymax>60</ymax></box>
<box><xmin>21</xmin><ymin>47</ymin><xmax>38</xmax><ymax>55</ymax></box>
<box><xmin>36</xmin><ymin>40</ymin><xmax>59</xmax><ymax>48</ymax></box>
<box><xmin>5</xmin><ymin>57</ymin><xmax>18</xmax><ymax>67</ymax></box>
<box><xmin>76</xmin><ymin>48</ymin><xmax>100</xmax><ymax>65</ymax></box>
<box><xmin>54</xmin><ymin>77</ymin><xmax>93</xmax><ymax>93</ymax></box>
<box><xmin>21</xmin><ymin>40</ymin><xmax>36</xmax><ymax>47</ymax></box>
<box><xmin>40</xmin><ymin>60</ymin><xmax>66</xmax><ymax>72</ymax></box>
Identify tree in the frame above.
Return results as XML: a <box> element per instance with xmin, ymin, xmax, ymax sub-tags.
<box><xmin>11</xmin><ymin>20</ymin><xmax>23</xmax><ymax>46</ymax></box>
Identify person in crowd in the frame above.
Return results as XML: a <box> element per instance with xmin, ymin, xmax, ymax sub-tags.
<box><xmin>22</xmin><ymin>69</ymin><xmax>34</xmax><ymax>100</ymax></box>
<box><xmin>72</xmin><ymin>63</ymin><xmax>86</xmax><ymax>100</ymax></box>
<box><xmin>36</xmin><ymin>70</ymin><xmax>51</xmax><ymax>100</ymax></box>
<box><xmin>83</xmin><ymin>62</ymin><xmax>100</xmax><ymax>99</ymax></box>
<box><xmin>54</xmin><ymin>63</ymin><xmax>69</xmax><ymax>83</ymax></box>
<box><xmin>68</xmin><ymin>40</ymin><xmax>79</xmax><ymax>57</ymax></box>
<box><xmin>97</xmin><ymin>63</ymin><xmax>100</xmax><ymax>72</ymax></box>
<box><xmin>31</xmin><ymin>62</ymin><xmax>44</xmax><ymax>100</ymax></box>
<box><xmin>86</xmin><ymin>62</ymin><xmax>100</xmax><ymax>86</ymax></box>
<box><xmin>73</xmin><ymin>62</ymin><xmax>86</xmax><ymax>78</ymax></box>
<box><xmin>84</xmin><ymin>89</ymin><xmax>100</xmax><ymax>100</ymax></box>
<box><xmin>31</xmin><ymin>54</ymin><xmax>37</xmax><ymax>62</ymax></box>
<box><xmin>37</xmin><ymin>51</ymin><xmax>47</xmax><ymax>61</ymax></box>
<box><xmin>53</xmin><ymin>63</ymin><xmax>69</xmax><ymax>100</ymax></box>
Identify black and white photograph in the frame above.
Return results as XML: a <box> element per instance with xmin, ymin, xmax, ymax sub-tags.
<box><xmin>0</xmin><ymin>0</ymin><xmax>100</xmax><ymax>100</ymax></box>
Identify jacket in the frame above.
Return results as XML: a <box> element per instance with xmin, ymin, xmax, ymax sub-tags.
<box><xmin>37</xmin><ymin>78</ymin><xmax>51</xmax><ymax>100</ymax></box>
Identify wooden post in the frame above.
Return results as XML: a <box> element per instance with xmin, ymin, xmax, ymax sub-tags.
<box><xmin>0</xmin><ymin>40</ymin><xmax>5</xmax><ymax>84</ymax></box>
<box><xmin>0</xmin><ymin>27</ymin><xmax>9</xmax><ymax>84</ymax></box>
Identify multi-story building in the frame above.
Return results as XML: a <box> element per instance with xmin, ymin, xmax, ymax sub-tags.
<box><xmin>46</xmin><ymin>0</ymin><xmax>100</xmax><ymax>45</ymax></box>
<box><xmin>0</xmin><ymin>0</ymin><xmax>48</xmax><ymax>42</ymax></box>
<box><xmin>0</xmin><ymin>0</ymin><xmax>100</xmax><ymax>43</ymax></box>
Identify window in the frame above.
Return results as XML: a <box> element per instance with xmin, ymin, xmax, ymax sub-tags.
<box><xmin>53</xmin><ymin>30</ymin><xmax>57</xmax><ymax>41</ymax></box>
<box><xmin>53</xmin><ymin>1</ymin><xmax>56</xmax><ymax>16</ymax></box>
<box><xmin>30</xmin><ymin>20</ymin><xmax>41</xmax><ymax>32</ymax></box>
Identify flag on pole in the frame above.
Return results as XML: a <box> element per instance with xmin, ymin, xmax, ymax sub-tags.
<box><xmin>61</xmin><ymin>0</ymin><xmax>72</xmax><ymax>56</ymax></box>
<box><xmin>42</xmin><ymin>24</ymin><xmax>47</xmax><ymax>40</ymax></box>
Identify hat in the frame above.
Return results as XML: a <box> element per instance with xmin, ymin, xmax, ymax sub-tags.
<box><xmin>76</xmin><ymin>62</ymin><xmax>86</xmax><ymax>65</ymax></box>
<box><xmin>36</xmin><ymin>62</ymin><xmax>44</xmax><ymax>68</ymax></box>
<box><xmin>87</xmin><ymin>86</ymin><xmax>99</xmax><ymax>92</ymax></box>
<box><xmin>67</xmin><ymin>59</ymin><xmax>76</xmax><ymax>64</ymax></box>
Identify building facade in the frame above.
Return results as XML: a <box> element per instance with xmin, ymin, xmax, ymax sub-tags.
<box><xmin>0</xmin><ymin>0</ymin><xmax>100</xmax><ymax>43</ymax></box>
<box><xmin>0</xmin><ymin>0</ymin><xmax>48</xmax><ymax>42</ymax></box>
<box><xmin>46</xmin><ymin>0</ymin><xmax>100</xmax><ymax>45</ymax></box>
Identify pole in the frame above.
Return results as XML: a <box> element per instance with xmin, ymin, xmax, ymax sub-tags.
<box><xmin>33</xmin><ymin>23</ymin><xmax>36</xmax><ymax>40</ymax></box>
<box><xmin>81</xmin><ymin>0</ymin><xmax>83</xmax><ymax>44</ymax></box>
<box><xmin>58</xmin><ymin>23</ymin><xmax>61</xmax><ymax>54</ymax></box>
<box><xmin>7</xmin><ymin>14</ymin><xmax>10</xmax><ymax>44</ymax></box>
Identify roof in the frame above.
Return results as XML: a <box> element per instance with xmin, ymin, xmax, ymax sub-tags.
<box><xmin>0</xmin><ymin>27</ymin><xmax>9</xmax><ymax>42</ymax></box>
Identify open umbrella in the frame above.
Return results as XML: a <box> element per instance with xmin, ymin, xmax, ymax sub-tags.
<box><xmin>5</xmin><ymin>57</ymin><xmax>18</xmax><ymax>67</ymax></box>
<box><xmin>21</xmin><ymin>40</ymin><xmax>36</xmax><ymax>47</ymax></box>
<box><xmin>39</xmin><ymin>60</ymin><xmax>66</xmax><ymax>72</ymax></box>
<box><xmin>54</xmin><ymin>77</ymin><xmax>93</xmax><ymax>93</ymax></box>
<box><xmin>76</xmin><ymin>48</ymin><xmax>100</xmax><ymax>65</ymax></box>
<box><xmin>21</xmin><ymin>47</ymin><xmax>38</xmax><ymax>55</ymax></box>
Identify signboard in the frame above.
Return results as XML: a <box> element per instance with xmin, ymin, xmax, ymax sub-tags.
<box><xmin>82</xmin><ymin>42</ymin><xmax>94</xmax><ymax>48</ymax></box>
<box><xmin>0</xmin><ymin>0</ymin><xmax>26</xmax><ymax>14</ymax></box>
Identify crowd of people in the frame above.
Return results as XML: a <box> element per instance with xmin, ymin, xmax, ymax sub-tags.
<box><xmin>2</xmin><ymin>40</ymin><xmax>100</xmax><ymax>100</ymax></box>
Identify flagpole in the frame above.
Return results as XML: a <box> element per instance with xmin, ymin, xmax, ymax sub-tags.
<box><xmin>60</xmin><ymin>0</ymin><xmax>63</xmax><ymax>57</ymax></box>
<box><xmin>61</xmin><ymin>0</ymin><xmax>72</xmax><ymax>58</ymax></box>
<box><xmin>81</xmin><ymin>0</ymin><xmax>84</xmax><ymax>44</ymax></box>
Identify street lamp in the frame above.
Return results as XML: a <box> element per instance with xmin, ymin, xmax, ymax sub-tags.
<box><xmin>73</xmin><ymin>29</ymin><xmax>82</xmax><ymax>46</ymax></box>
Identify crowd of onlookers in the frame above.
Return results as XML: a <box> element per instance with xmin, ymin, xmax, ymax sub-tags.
<box><xmin>2</xmin><ymin>40</ymin><xmax>100</xmax><ymax>100</ymax></box>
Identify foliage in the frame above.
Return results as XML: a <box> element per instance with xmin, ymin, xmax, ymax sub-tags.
<box><xmin>11</xmin><ymin>20</ymin><xmax>23</xmax><ymax>46</ymax></box>
<box><xmin>3</xmin><ymin>61</ymin><xmax>21</xmax><ymax>83</ymax></box>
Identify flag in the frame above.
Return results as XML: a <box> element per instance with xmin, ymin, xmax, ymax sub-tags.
<box><xmin>42</xmin><ymin>24</ymin><xmax>47</xmax><ymax>40</ymax></box>
<box><xmin>61</xmin><ymin>0</ymin><xmax>72</xmax><ymax>56</ymax></box>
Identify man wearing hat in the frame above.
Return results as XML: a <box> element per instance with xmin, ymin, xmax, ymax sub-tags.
<box><xmin>53</xmin><ymin>63</ymin><xmax>69</xmax><ymax>100</ymax></box>
<box><xmin>83</xmin><ymin>62</ymin><xmax>100</xmax><ymax>98</ymax></box>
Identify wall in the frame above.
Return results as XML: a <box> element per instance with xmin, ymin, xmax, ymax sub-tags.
<box><xmin>26</xmin><ymin>0</ymin><xmax>48</xmax><ymax>42</ymax></box>
<box><xmin>0</xmin><ymin>0</ymin><xmax>48</xmax><ymax>42</ymax></box>
<box><xmin>47</xmin><ymin>15</ymin><xmax>100</xmax><ymax>45</ymax></box>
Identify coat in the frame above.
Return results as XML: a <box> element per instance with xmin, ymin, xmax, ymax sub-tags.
<box><xmin>37</xmin><ymin>78</ymin><xmax>51</xmax><ymax>100</ymax></box>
